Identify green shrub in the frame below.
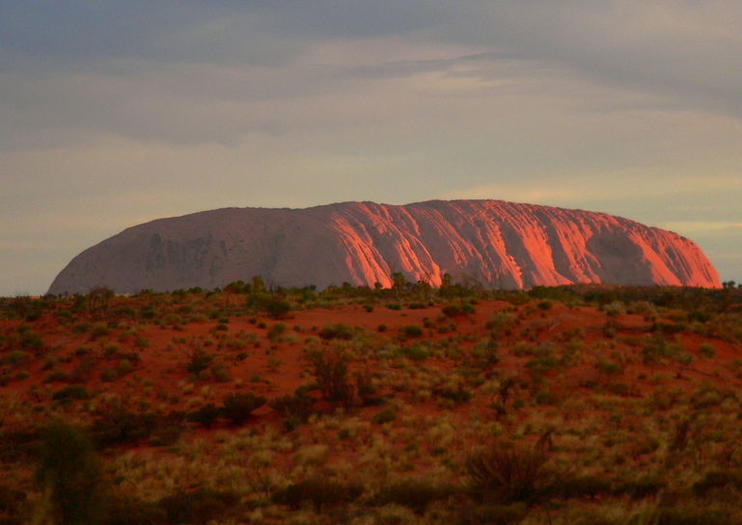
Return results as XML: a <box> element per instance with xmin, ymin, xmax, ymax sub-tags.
<box><xmin>613</xmin><ymin>475</ymin><xmax>665</xmax><ymax>499</ymax></box>
<box><xmin>434</xmin><ymin>386</ymin><xmax>472</xmax><ymax>404</ymax></box>
<box><xmin>267</xmin><ymin>323</ymin><xmax>287</xmax><ymax>341</ymax></box>
<box><xmin>486</xmin><ymin>312</ymin><xmax>516</xmax><ymax>337</ymax></box>
<box><xmin>148</xmin><ymin>420</ymin><xmax>185</xmax><ymax>447</ymax></box>
<box><xmin>653</xmin><ymin>321</ymin><xmax>686</xmax><ymax>335</ymax></box>
<box><xmin>372</xmin><ymin>480</ymin><xmax>456</xmax><ymax>513</ymax></box>
<box><xmin>224</xmin><ymin>280</ymin><xmax>248</xmax><ymax>294</ymax></box>
<box><xmin>318</xmin><ymin>323</ymin><xmax>354</xmax><ymax>340</ymax></box>
<box><xmin>186</xmin><ymin>348</ymin><xmax>213</xmax><ymax>375</ymax></box>
<box><xmin>534</xmin><ymin>390</ymin><xmax>558</xmax><ymax>405</ymax></box>
<box><xmin>442</xmin><ymin>303</ymin><xmax>475</xmax><ymax>317</ymax></box>
<box><xmin>210</xmin><ymin>362</ymin><xmax>231</xmax><ymax>382</ymax></box>
<box><xmin>698</xmin><ymin>343</ymin><xmax>716</xmax><ymax>358</ymax></box>
<box><xmin>511</xmin><ymin>342</ymin><xmax>534</xmax><ymax>357</ymax></box>
<box><xmin>595</xmin><ymin>358</ymin><xmax>623</xmax><ymax>375</ymax></box>
<box><xmin>572</xmin><ymin>513</ymin><xmax>623</xmax><ymax>525</ymax></box>
<box><xmin>115</xmin><ymin>358</ymin><xmax>134</xmax><ymax>376</ymax></box>
<box><xmin>74</xmin><ymin>345</ymin><xmax>93</xmax><ymax>357</ymax></box>
<box><xmin>272</xmin><ymin>478</ymin><xmax>361</xmax><ymax>511</ymax></box>
<box><xmin>89</xmin><ymin>322</ymin><xmax>110</xmax><ymax>339</ymax></box>
<box><xmin>689</xmin><ymin>307</ymin><xmax>713</xmax><ymax>322</ymax></box>
<box><xmin>641</xmin><ymin>334</ymin><xmax>684</xmax><ymax>364</ymax></box>
<box><xmin>398</xmin><ymin>343</ymin><xmax>431</xmax><ymax>360</ymax></box>
<box><xmin>372</xmin><ymin>407</ymin><xmax>396</xmax><ymax>425</ymax></box>
<box><xmin>691</xmin><ymin>386</ymin><xmax>731</xmax><ymax>409</ymax></box>
<box><xmin>458</xmin><ymin>503</ymin><xmax>528</xmax><ymax>525</ymax></box>
<box><xmin>220</xmin><ymin>392</ymin><xmax>266</xmax><ymax>425</ymax></box>
<box><xmin>309</xmin><ymin>350</ymin><xmax>354</xmax><ymax>405</ymax></box>
<box><xmin>731</xmin><ymin>358</ymin><xmax>742</xmax><ymax>378</ymax></box>
<box><xmin>0</xmin><ymin>351</ymin><xmax>30</xmax><ymax>366</ymax></box>
<box><xmin>107</xmin><ymin>496</ymin><xmax>167</xmax><ymax>525</ymax></box>
<box><xmin>525</xmin><ymin>356</ymin><xmax>560</xmax><ymax>375</ymax></box>
<box><xmin>551</xmin><ymin>475</ymin><xmax>611</xmax><ymax>499</ymax></box>
<box><xmin>692</xmin><ymin>470</ymin><xmax>742</xmax><ymax>497</ymax></box>
<box><xmin>472</xmin><ymin>338</ymin><xmax>500</xmax><ymax>367</ymax></box>
<box><xmin>603</xmin><ymin>320</ymin><xmax>618</xmax><ymax>338</ymax></box>
<box><xmin>466</xmin><ymin>445</ymin><xmax>552</xmax><ymax>503</ymax></box>
<box><xmin>602</xmin><ymin>301</ymin><xmax>625</xmax><ymax>316</ymax></box>
<box><xmin>159</xmin><ymin>488</ymin><xmax>239</xmax><ymax>524</ymax></box>
<box><xmin>19</xmin><ymin>331</ymin><xmax>43</xmax><ymax>349</ymax></box>
<box><xmin>72</xmin><ymin>322</ymin><xmax>91</xmax><ymax>333</ymax></box>
<box><xmin>604</xmin><ymin>382</ymin><xmax>630</xmax><ymax>396</ymax></box>
<box><xmin>90</xmin><ymin>408</ymin><xmax>157</xmax><ymax>447</ymax></box>
<box><xmin>270</xmin><ymin>389</ymin><xmax>315</xmax><ymax>430</ymax></box>
<box><xmin>187</xmin><ymin>403</ymin><xmax>221</xmax><ymax>428</ymax></box>
<box><xmin>139</xmin><ymin>306</ymin><xmax>156</xmax><ymax>320</ymax></box>
<box><xmin>247</xmin><ymin>294</ymin><xmax>292</xmax><ymax>319</ymax></box>
<box><xmin>100</xmin><ymin>368</ymin><xmax>119</xmax><ymax>382</ymax></box>
<box><xmin>656</xmin><ymin>506</ymin><xmax>731</xmax><ymax>525</ymax></box>
<box><xmin>630</xmin><ymin>436</ymin><xmax>661</xmax><ymax>456</ymax></box>
<box><xmin>132</xmin><ymin>334</ymin><xmax>150</xmax><ymax>349</ymax></box>
<box><xmin>52</xmin><ymin>385</ymin><xmax>90</xmax><ymax>401</ymax></box>
<box><xmin>400</xmin><ymin>324</ymin><xmax>423</xmax><ymax>338</ymax></box>
<box><xmin>354</xmin><ymin>371</ymin><xmax>382</xmax><ymax>406</ymax></box>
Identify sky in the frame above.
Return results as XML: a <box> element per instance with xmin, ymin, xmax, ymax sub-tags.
<box><xmin>1</xmin><ymin>0</ymin><xmax>740</xmax><ymax>295</ymax></box>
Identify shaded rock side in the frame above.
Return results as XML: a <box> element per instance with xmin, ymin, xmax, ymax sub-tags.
<box><xmin>48</xmin><ymin>200</ymin><xmax>721</xmax><ymax>294</ymax></box>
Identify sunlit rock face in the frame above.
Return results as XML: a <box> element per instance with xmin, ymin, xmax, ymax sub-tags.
<box><xmin>48</xmin><ymin>200</ymin><xmax>721</xmax><ymax>294</ymax></box>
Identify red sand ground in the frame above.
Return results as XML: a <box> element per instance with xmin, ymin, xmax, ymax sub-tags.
<box><xmin>2</xmin><ymin>299</ymin><xmax>739</xmax><ymax>437</ymax></box>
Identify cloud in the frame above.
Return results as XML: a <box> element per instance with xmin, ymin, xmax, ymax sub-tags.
<box><xmin>442</xmin><ymin>2</ymin><xmax>742</xmax><ymax>115</ymax></box>
<box><xmin>660</xmin><ymin>222</ymin><xmax>742</xmax><ymax>233</ymax></box>
<box><xmin>0</xmin><ymin>1</ymin><xmax>306</xmax><ymax>67</ymax></box>
<box><xmin>0</xmin><ymin>240</ymin><xmax>56</xmax><ymax>251</ymax></box>
<box><xmin>2</xmin><ymin>1</ymin><xmax>740</xmax><ymax>152</ymax></box>
<box><xmin>3</xmin><ymin>2</ymin><xmax>740</xmax><ymax>110</ymax></box>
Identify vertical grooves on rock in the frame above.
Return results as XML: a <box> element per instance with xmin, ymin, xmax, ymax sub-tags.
<box><xmin>47</xmin><ymin>199</ymin><xmax>721</xmax><ymax>294</ymax></box>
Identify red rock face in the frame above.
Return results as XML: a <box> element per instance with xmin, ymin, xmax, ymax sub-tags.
<box><xmin>47</xmin><ymin>200</ymin><xmax>721</xmax><ymax>294</ymax></box>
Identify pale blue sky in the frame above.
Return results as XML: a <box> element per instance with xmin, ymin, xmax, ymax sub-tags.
<box><xmin>1</xmin><ymin>1</ymin><xmax>740</xmax><ymax>295</ymax></box>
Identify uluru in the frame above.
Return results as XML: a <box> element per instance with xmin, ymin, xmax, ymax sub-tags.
<box><xmin>47</xmin><ymin>200</ymin><xmax>721</xmax><ymax>294</ymax></box>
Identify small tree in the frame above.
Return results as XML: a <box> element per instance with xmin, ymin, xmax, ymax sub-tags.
<box><xmin>87</xmin><ymin>287</ymin><xmax>114</xmax><ymax>319</ymax></box>
<box><xmin>251</xmin><ymin>275</ymin><xmax>266</xmax><ymax>294</ymax></box>
<box><xmin>35</xmin><ymin>421</ymin><xmax>108</xmax><ymax>524</ymax></box>
<box><xmin>391</xmin><ymin>272</ymin><xmax>408</xmax><ymax>299</ymax></box>
<box><xmin>309</xmin><ymin>350</ymin><xmax>354</xmax><ymax>406</ymax></box>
